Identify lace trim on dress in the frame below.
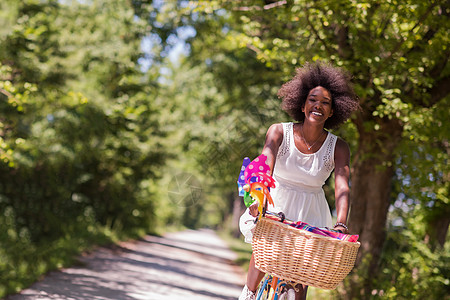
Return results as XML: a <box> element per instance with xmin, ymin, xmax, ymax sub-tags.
<box><xmin>323</xmin><ymin>134</ymin><xmax>336</xmax><ymax>172</ymax></box>
<box><xmin>277</xmin><ymin>122</ymin><xmax>291</xmax><ymax>158</ymax></box>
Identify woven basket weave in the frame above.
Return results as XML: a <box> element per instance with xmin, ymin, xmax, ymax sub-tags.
<box><xmin>252</xmin><ymin>217</ymin><xmax>360</xmax><ymax>290</ymax></box>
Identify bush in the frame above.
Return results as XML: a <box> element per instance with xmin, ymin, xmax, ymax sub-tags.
<box><xmin>373</xmin><ymin>209</ymin><xmax>450</xmax><ymax>299</ymax></box>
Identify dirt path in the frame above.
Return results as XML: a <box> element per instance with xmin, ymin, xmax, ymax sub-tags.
<box><xmin>5</xmin><ymin>229</ymin><xmax>246</xmax><ymax>300</ymax></box>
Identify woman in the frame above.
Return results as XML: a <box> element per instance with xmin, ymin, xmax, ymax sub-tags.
<box><xmin>238</xmin><ymin>61</ymin><xmax>359</xmax><ymax>300</ymax></box>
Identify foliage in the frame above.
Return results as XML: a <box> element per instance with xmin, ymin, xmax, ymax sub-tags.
<box><xmin>0</xmin><ymin>0</ymin><xmax>167</xmax><ymax>297</ymax></box>
<box><xmin>395</xmin><ymin>99</ymin><xmax>450</xmax><ymax>244</ymax></box>
<box><xmin>376</xmin><ymin>208</ymin><xmax>450</xmax><ymax>299</ymax></box>
<box><xmin>187</xmin><ymin>0</ymin><xmax>449</xmax><ymax>297</ymax></box>
<box><xmin>370</xmin><ymin>100</ymin><xmax>450</xmax><ymax>299</ymax></box>
<box><xmin>0</xmin><ymin>0</ymin><xmax>448</xmax><ymax>298</ymax></box>
<box><xmin>144</xmin><ymin>3</ymin><xmax>285</xmax><ymax>228</ymax></box>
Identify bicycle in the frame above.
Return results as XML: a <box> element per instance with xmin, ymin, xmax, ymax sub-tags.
<box><xmin>249</xmin><ymin>211</ymin><xmax>305</xmax><ymax>300</ymax></box>
<box><xmin>250</xmin><ymin>209</ymin><xmax>359</xmax><ymax>300</ymax></box>
<box><xmin>255</xmin><ymin>273</ymin><xmax>300</xmax><ymax>300</ymax></box>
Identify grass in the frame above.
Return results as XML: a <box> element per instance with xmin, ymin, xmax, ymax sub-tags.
<box><xmin>218</xmin><ymin>230</ymin><xmax>253</xmax><ymax>271</ymax></box>
<box><xmin>307</xmin><ymin>287</ymin><xmax>335</xmax><ymax>299</ymax></box>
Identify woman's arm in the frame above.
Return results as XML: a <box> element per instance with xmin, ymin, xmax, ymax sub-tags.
<box><xmin>248</xmin><ymin>123</ymin><xmax>283</xmax><ymax>216</ymax></box>
<box><xmin>261</xmin><ymin>123</ymin><xmax>284</xmax><ymax>175</ymax></box>
<box><xmin>334</xmin><ymin>138</ymin><xmax>351</xmax><ymax>233</ymax></box>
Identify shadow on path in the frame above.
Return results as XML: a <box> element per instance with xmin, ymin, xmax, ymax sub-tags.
<box><xmin>5</xmin><ymin>229</ymin><xmax>245</xmax><ymax>300</ymax></box>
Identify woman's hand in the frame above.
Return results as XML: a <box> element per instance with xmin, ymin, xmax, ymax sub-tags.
<box><xmin>333</xmin><ymin>223</ymin><xmax>349</xmax><ymax>234</ymax></box>
<box><xmin>249</xmin><ymin>202</ymin><xmax>259</xmax><ymax>217</ymax></box>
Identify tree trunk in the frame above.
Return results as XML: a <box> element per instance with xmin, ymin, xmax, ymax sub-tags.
<box><xmin>426</xmin><ymin>212</ymin><xmax>450</xmax><ymax>250</ymax></box>
<box><xmin>425</xmin><ymin>167</ymin><xmax>450</xmax><ymax>250</ymax></box>
<box><xmin>346</xmin><ymin>116</ymin><xmax>403</xmax><ymax>298</ymax></box>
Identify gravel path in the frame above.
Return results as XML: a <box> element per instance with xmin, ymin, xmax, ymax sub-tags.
<box><xmin>5</xmin><ymin>229</ymin><xmax>245</xmax><ymax>300</ymax></box>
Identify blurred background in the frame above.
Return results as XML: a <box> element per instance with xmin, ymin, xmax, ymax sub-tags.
<box><xmin>0</xmin><ymin>0</ymin><xmax>448</xmax><ymax>299</ymax></box>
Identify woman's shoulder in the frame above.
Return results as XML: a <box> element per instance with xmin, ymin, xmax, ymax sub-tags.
<box><xmin>265</xmin><ymin>123</ymin><xmax>286</xmax><ymax>143</ymax></box>
<box><xmin>268</xmin><ymin>122</ymin><xmax>293</xmax><ymax>132</ymax></box>
<box><xmin>334</xmin><ymin>136</ymin><xmax>350</xmax><ymax>160</ymax></box>
<box><xmin>268</xmin><ymin>122</ymin><xmax>285</xmax><ymax>129</ymax></box>
<box><xmin>262</xmin><ymin>123</ymin><xmax>286</xmax><ymax>159</ymax></box>
<box><xmin>266</xmin><ymin>123</ymin><xmax>284</xmax><ymax>136</ymax></box>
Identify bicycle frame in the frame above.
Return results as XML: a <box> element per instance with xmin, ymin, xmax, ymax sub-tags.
<box><xmin>256</xmin><ymin>274</ymin><xmax>300</xmax><ymax>300</ymax></box>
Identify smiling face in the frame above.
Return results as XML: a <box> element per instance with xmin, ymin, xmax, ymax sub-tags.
<box><xmin>302</xmin><ymin>86</ymin><xmax>333</xmax><ymax>125</ymax></box>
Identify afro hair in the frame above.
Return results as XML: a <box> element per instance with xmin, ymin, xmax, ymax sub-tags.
<box><xmin>278</xmin><ymin>61</ymin><xmax>359</xmax><ymax>129</ymax></box>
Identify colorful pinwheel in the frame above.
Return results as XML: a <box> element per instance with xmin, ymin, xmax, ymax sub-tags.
<box><xmin>237</xmin><ymin>154</ymin><xmax>276</xmax><ymax>218</ymax></box>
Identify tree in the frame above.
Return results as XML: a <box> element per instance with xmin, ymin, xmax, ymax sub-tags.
<box><xmin>0</xmin><ymin>0</ymin><xmax>169</xmax><ymax>295</ymax></box>
<box><xmin>172</xmin><ymin>0</ymin><xmax>449</xmax><ymax>297</ymax></box>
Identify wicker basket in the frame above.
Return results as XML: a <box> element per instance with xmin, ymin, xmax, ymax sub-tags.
<box><xmin>252</xmin><ymin>217</ymin><xmax>360</xmax><ymax>290</ymax></box>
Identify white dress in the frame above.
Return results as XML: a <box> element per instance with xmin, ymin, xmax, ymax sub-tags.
<box><xmin>239</xmin><ymin>122</ymin><xmax>336</xmax><ymax>243</ymax></box>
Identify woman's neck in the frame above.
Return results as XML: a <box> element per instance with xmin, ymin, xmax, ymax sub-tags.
<box><xmin>300</xmin><ymin>122</ymin><xmax>325</xmax><ymax>139</ymax></box>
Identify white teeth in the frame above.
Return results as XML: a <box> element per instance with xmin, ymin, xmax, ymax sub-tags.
<box><xmin>312</xmin><ymin>112</ymin><xmax>322</xmax><ymax>116</ymax></box>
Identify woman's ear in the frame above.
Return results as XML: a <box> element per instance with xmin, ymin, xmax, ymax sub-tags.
<box><xmin>329</xmin><ymin>109</ymin><xmax>334</xmax><ymax>117</ymax></box>
<box><xmin>301</xmin><ymin>105</ymin><xmax>305</xmax><ymax>113</ymax></box>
